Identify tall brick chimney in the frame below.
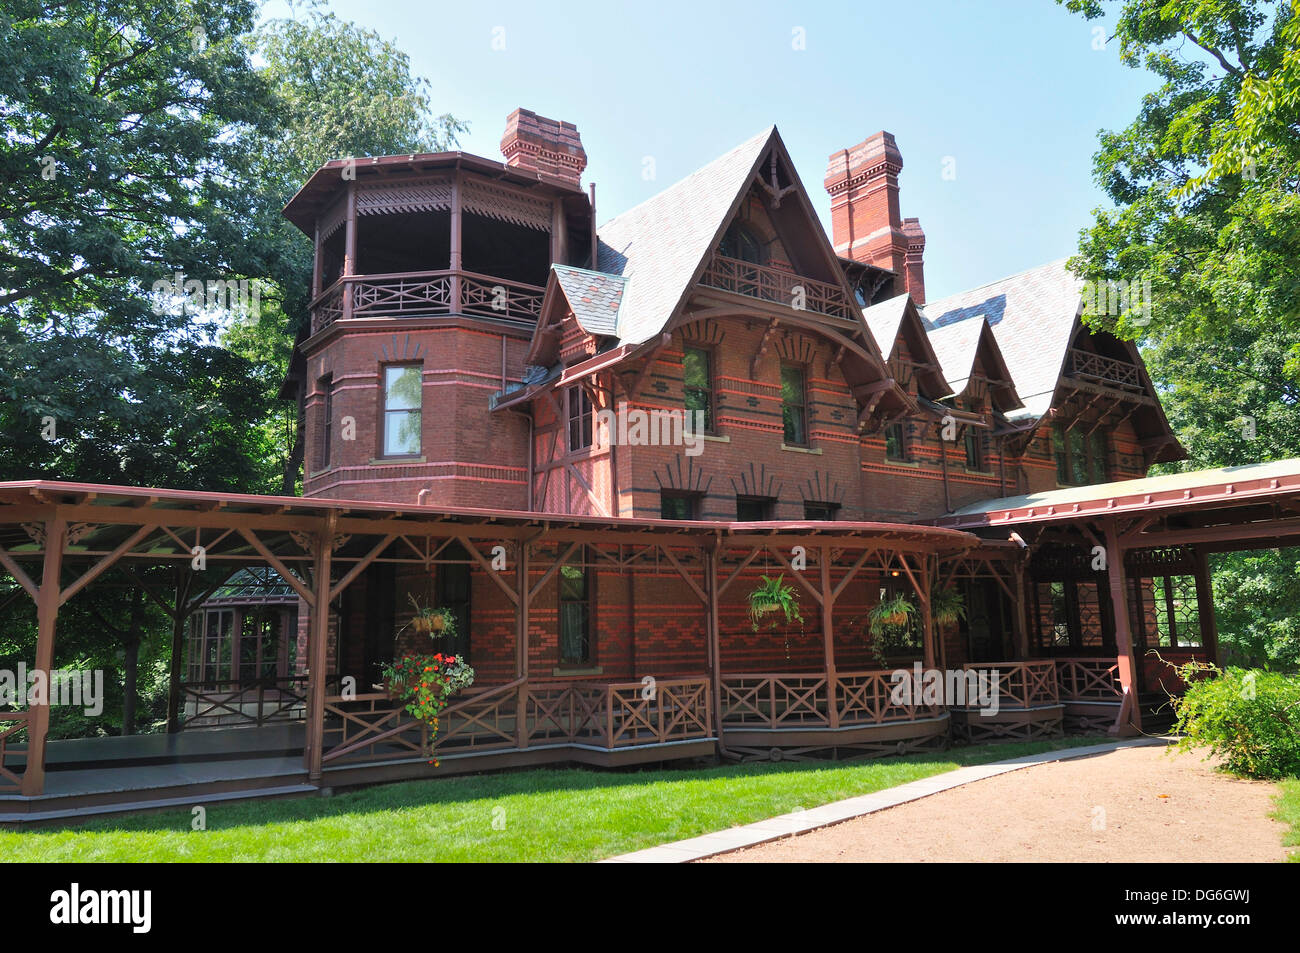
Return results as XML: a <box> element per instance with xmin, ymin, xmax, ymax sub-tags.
<box><xmin>824</xmin><ymin>131</ymin><xmax>926</xmax><ymax>305</ymax></box>
<box><xmin>500</xmin><ymin>108</ymin><xmax>587</xmax><ymax>187</ymax></box>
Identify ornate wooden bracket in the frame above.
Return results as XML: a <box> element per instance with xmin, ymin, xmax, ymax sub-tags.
<box><xmin>21</xmin><ymin>522</ymin><xmax>44</xmax><ymax>547</ymax></box>
<box><xmin>755</xmin><ymin>154</ymin><xmax>797</xmax><ymax>209</ymax></box>
<box><xmin>750</xmin><ymin>317</ymin><xmax>781</xmax><ymax>378</ymax></box>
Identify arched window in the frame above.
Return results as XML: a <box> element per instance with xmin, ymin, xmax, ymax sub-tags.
<box><xmin>719</xmin><ymin>221</ymin><xmax>766</xmax><ymax>265</ymax></box>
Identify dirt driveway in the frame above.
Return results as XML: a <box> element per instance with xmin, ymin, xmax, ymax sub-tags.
<box><xmin>703</xmin><ymin>744</ymin><xmax>1290</xmax><ymax>863</ymax></box>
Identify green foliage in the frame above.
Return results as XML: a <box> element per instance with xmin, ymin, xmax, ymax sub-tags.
<box><xmin>379</xmin><ymin>653</ymin><xmax>475</xmax><ymax>761</ymax></box>
<box><xmin>868</xmin><ymin>594</ymin><xmax>920</xmax><ymax>666</ymax></box>
<box><xmin>1171</xmin><ymin>661</ymin><xmax>1300</xmax><ymax>779</ymax></box>
<box><xmin>401</xmin><ymin>594</ymin><xmax>458</xmax><ymax>640</ymax></box>
<box><xmin>747</xmin><ymin>575</ymin><xmax>803</xmax><ymax>631</ymax></box>
<box><xmin>931</xmin><ymin>587</ymin><xmax>967</xmax><ymax>627</ymax></box>
<box><xmin>1059</xmin><ymin>0</ymin><xmax>1300</xmax><ymax>669</ymax></box>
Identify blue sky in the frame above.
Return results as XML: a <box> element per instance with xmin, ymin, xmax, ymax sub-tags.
<box><xmin>270</xmin><ymin>0</ymin><xmax>1156</xmax><ymax>300</ymax></box>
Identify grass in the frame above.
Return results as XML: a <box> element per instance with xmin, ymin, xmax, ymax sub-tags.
<box><xmin>1274</xmin><ymin>779</ymin><xmax>1300</xmax><ymax>863</ymax></box>
<box><xmin>0</xmin><ymin>736</ymin><xmax>1105</xmax><ymax>862</ymax></box>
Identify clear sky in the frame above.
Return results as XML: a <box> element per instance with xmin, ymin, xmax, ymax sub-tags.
<box><xmin>270</xmin><ymin>0</ymin><xmax>1155</xmax><ymax>301</ymax></box>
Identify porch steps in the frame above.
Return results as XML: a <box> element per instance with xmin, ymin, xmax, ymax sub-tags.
<box><xmin>0</xmin><ymin>781</ymin><xmax>318</xmax><ymax>827</ymax></box>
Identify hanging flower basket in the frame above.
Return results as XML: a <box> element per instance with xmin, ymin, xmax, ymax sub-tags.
<box><xmin>402</xmin><ymin>595</ymin><xmax>457</xmax><ymax>639</ymax></box>
<box><xmin>747</xmin><ymin>575</ymin><xmax>803</xmax><ymax>632</ymax></box>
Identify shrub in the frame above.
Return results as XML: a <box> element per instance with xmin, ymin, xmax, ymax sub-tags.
<box><xmin>1171</xmin><ymin>662</ymin><xmax>1300</xmax><ymax>780</ymax></box>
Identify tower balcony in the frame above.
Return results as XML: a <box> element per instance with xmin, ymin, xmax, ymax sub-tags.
<box><xmin>309</xmin><ymin>269</ymin><xmax>546</xmax><ymax>335</ymax></box>
<box><xmin>698</xmin><ymin>252</ymin><xmax>854</xmax><ymax>320</ymax></box>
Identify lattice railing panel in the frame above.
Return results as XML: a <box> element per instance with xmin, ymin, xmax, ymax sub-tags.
<box><xmin>699</xmin><ymin>254</ymin><xmax>853</xmax><ymax>320</ymax></box>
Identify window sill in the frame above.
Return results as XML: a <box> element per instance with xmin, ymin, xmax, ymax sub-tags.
<box><xmin>307</xmin><ymin>466</ymin><xmax>334</xmax><ymax>479</ymax></box>
<box><xmin>370</xmin><ymin>455</ymin><xmax>425</xmax><ymax>465</ymax></box>
<box><xmin>885</xmin><ymin>459</ymin><xmax>921</xmax><ymax>468</ymax></box>
<box><xmin>780</xmin><ymin>444</ymin><xmax>821</xmax><ymax>455</ymax></box>
<box><xmin>552</xmin><ymin>665</ymin><xmax>602</xmax><ymax>677</ymax></box>
<box><xmin>963</xmin><ymin>468</ymin><xmax>993</xmax><ymax>476</ymax></box>
<box><xmin>701</xmin><ymin>433</ymin><xmax>730</xmax><ymax>444</ymax></box>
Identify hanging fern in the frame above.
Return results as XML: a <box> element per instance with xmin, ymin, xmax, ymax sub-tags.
<box><xmin>748</xmin><ymin>574</ymin><xmax>803</xmax><ymax>632</ymax></box>
<box><xmin>931</xmin><ymin>586</ymin><xmax>967</xmax><ymax>627</ymax></box>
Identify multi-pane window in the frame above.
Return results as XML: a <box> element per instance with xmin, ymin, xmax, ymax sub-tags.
<box><xmin>964</xmin><ymin>425</ymin><xmax>987</xmax><ymax>471</ymax></box>
<box><xmin>660</xmin><ymin>491</ymin><xmax>701</xmax><ymax>520</ymax></box>
<box><xmin>885</xmin><ymin>422</ymin><xmax>909</xmax><ymax>462</ymax></box>
<box><xmin>567</xmin><ymin>386</ymin><xmax>593</xmax><ymax>452</ymax></box>
<box><xmin>803</xmin><ymin>501</ymin><xmax>839</xmax><ymax>521</ymax></box>
<box><xmin>382</xmin><ymin>365</ymin><xmax>422</xmax><ymax>457</ymax></box>
<box><xmin>318</xmin><ymin>374</ymin><xmax>333</xmax><ymax>469</ymax></box>
<box><xmin>558</xmin><ymin>552</ymin><xmax>591</xmax><ymax>666</ymax></box>
<box><xmin>682</xmin><ymin>347</ymin><xmax>714</xmax><ymax>432</ymax></box>
<box><xmin>736</xmin><ymin>495</ymin><xmax>775</xmax><ymax>521</ymax></box>
<box><xmin>1054</xmin><ymin>425</ymin><xmax>1109</xmax><ymax>485</ymax></box>
<box><xmin>1132</xmin><ymin>574</ymin><xmax>1203</xmax><ymax>648</ymax></box>
<box><xmin>781</xmin><ymin>364</ymin><xmax>808</xmax><ymax>446</ymax></box>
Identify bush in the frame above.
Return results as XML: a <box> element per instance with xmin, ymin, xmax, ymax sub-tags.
<box><xmin>1172</xmin><ymin>662</ymin><xmax>1300</xmax><ymax>780</ymax></box>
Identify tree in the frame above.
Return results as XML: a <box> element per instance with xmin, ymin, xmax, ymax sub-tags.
<box><xmin>1059</xmin><ymin>0</ymin><xmax>1300</xmax><ymax>667</ymax></box>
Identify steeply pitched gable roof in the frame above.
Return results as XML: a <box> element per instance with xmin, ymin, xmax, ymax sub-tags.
<box><xmin>861</xmin><ymin>293</ymin><xmax>910</xmax><ymax>356</ymax></box>
<box><xmin>595</xmin><ymin>127</ymin><xmax>775</xmax><ymax>347</ymax></box>
<box><xmin>923</xmin><ymin>258</ymin><xmax>1080</xmax><ymax>419</ymax></box>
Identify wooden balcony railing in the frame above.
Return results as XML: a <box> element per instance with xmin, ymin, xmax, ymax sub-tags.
<box><xmin>1065</xmin><ymin>348</ymin><xmax>1141</xmax><ymax>389</ymax></box>
<box><xmin>310</xmin><ymin>269</ymin><xmax>546</xmax><ymax>334</ymax></box>
<box><xmin>1055</xmin><ymin>658</ymin><xmax>1123</xmax><ymax>701</ymax></box>
<box><xmin>719</xmin><ymin>670</ymin><xmax>945</xmax><ymax>729</ymax></box>
<box><xmin>320</xmin><ymin>677</ymin><xmax>712</xmax><ymax>766</ymax></box>
<box><xmin>698</xmin><ymin>254</ymin><xmax>854</xmax><ymax>320</ymax></box>
<box><xmin>179</xmin><ymin>675</ymin><xmax>309</xmax><ymax>728</ymax></box>
<box><xmin>0</xmin><ymin>710</ymin><xmax>28</xmax><ymax>791</ymax></box>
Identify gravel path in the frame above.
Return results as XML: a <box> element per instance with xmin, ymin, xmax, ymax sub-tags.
<box><xmin>703</xmin><ymin>745</ymin><xmax>1289</xmax><ymax>863</ymax></box>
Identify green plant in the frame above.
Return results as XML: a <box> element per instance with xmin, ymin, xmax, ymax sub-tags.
<box><xmin>931</xmin><ymin>587</ymin><xmax>966</xmax><ymax>627</ymax></box>
<box><xmin>401</xmin><ymin>594</ymin><xmax>457</xmax><ymax>638</ymax></box>
<box><xmin>1170</xmin><ymin>661</ymin><xmax>1300</xmax><ymax>780</ymax></box>
<box><xmin>747</xmin><ymin>575</ymin><xmax>803</xmax><ymax>631</ymax></box>
<box><xmin>379</xmin><ymin>653</ymin><xmax>475</xmax><ymax>764</ymax></box>
<box><xmin>868</xmin><ymin>594</ymin><xmax>919</xmax><ymax>667</ymax></box>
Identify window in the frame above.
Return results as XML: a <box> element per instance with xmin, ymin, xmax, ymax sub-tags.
<box><xmin>660</xmin><ymin>491</ymin><xmax>701</xmax><ymax>520</ymax></box>
<box><xmin>682</xmin><ymin>346</ymin><xmax>714</xmax><ymax>432</ymax></box>
<box><xmin>803</xmin><ymin>501</ymin><xmax>839</xmax><ymax>521</ymax></box>
<box><xmin>719</xmin><ymin>222</ymin><xmax>766</xmax><ymax>265</ymax></box>
<box><xmin>1054</xmin><ymin>425</ymin><xmax>1109</xmax><ymax>485</ymax></box>
<box><xmin>567</xmin><ymin>386</ymin><xmax>593</xmax><ymax>452</ymax></box>
<box><xmin>558</xmin><ymin>551</ymin><xmax>591</xmax><ymax>666</ymax></box>
<box><xmin>963</xmin><ymin>426</ymin><xmax>986</xmax><ymax>471</ymax></box>
<box><xmin>736</xmin><ymin>495</ymin><xmax>775</xmax><ymax>521</ymax></box>
<box><xmin>382</xmin><ymin>365</ymin><xmax>422</xmax><ymax>457</ymax></box>
<box><xmin>885</xmin><ymin>422</ymin><xmax>909</xmax><ymax>462</ymax></box>
<box><xmin>781</xmin><ymin>364</ymin><xmax>808</xmax><ymax>446</ymax></box>
<box><xmin>318</xmin><ymin>374</ymin><xmax>333</xmax><ymax>470</ymax></box>
<box><xmin>1133</xmin><ymin>573</ymin><xmax>1203</xmax><ymax>648</ymax></box>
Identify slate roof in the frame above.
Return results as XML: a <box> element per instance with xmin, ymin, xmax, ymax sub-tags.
<box><xmin>551</xmin><ymin>265</ymin><xmax>625</xmax><ymax>336</ymax></box>
<box><xmin>925</xmin><ymin>315</ymin><xmax>989</xmax><ymax>397</ymax></box>
<box><xmin>595</xmin><ymin>127</ymin><xmax>774</xmax><ymax>347</ymax></box>
<box><xmin>923</xmin><ymin>258</ymin><xmax>1082</xmax><ymax>420</ymax></box>
<box><xmin>861</xmin><ymin>293</ymin><xmax>911</xmax><ymax>358</ymax></box>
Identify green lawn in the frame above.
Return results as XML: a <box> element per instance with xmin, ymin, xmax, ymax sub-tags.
<box><xmin>0</xmin><ymin>737</ymin><xmax>1106</xmax><ymax>862</ymax></box>
<box><xmin>1274</xmin><ymin>779</ymin><xmax>1300</xmax><ymax>863</ymax></box>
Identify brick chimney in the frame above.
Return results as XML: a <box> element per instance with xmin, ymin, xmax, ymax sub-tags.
<box><xmin>500</xmin><ymin>108</ymin><xmax>587</xmax><ymax>187</ymax></box>
<box><xmin>824</xmin><ymin>131</ymin><xmax>926</xmax><ymax>305</ymax></box>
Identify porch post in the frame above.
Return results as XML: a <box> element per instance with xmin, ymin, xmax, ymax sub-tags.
<box><xmin>706</xmin><ymin>540</ymin><xmax>723</xmax><ymax>745</ymax></box>
<box><xmin>306</xmin><ymin>513</ymin><xmax>336</xmax><ymax>783</ymax></box>
<box><xmin>820</xmin><ymin>546</ymin><xmax>839</xmax><ymax>729</ymax></box>
<box><xmin>1191</xmin><ymin>546</ymin><xmax>1220</xmax><ymax>666</ymax></box>
<box><xmin>1012</xmin><ymin>558</ymin><xmax>1030</xmax><ymax>659</ymax></box>
<box><xmin>918</xmin><ymin>556</ymin><xmax>936</xmax><ymax>672</ymax></box>
<box><xmin>515</xmin><ymin>538</ymin><xmax>530</xmax><ymax>749</ymax></box>
<box><xmin>450</xmin><ymin>172</ymin><xmax>463</xmax><ymax>312</ymax></box>
<box><xmin>22</xmin><ymin>517</ymin><xmax>66</xmax><ymax>796</ymax></box>
<box><xmin>341</xmin><ymin>183</ymin><xmax>357</xmax><ymax>320</ymax></box>
<box><xmin>166</xmin><ymin>568</ymin><xmax>193</xmax><ymax>733</ymax></box>
<box><xmin>1103</xmin><ymin>521</ymin><xmax>1143</xmax><ymax>736</ymax></box>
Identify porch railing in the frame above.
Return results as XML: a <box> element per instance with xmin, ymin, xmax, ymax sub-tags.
<box><xmin>310</xmin><ymin>269</ymin><xmax>545</xmax><ymax>334</ymax></box>
<box><xmin>1055</xmin><ymin>658</ymin><xmax>1123</xmax><ymax>701</ymax></box>
<box><xmin>0</xmin><ymin>710</ymin><xmax>28</xmax><ymax>791</ymax></box>
<box><xmin>964</xmin><ymin>660</ymin><xmax>1059</xmax><ymax>709</ymax></box>
<box><xmin>320</xmin><ymin>677</ymin><xmax>712</xmax><ymax>766</ymax></box>
<box><xmin>698</xmin><ymin>254</ymin><xmax>854</xmax><ymax>320</ymax></box>
<box><xmin>719</xmin><ymin>670</ymin><xmax>944</xmax><ymax>730</ymax></box>
<box><xmin>179</xmin><ymin>676</ymin><xmax>309</xmax><ymax>728</ymax></box>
